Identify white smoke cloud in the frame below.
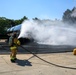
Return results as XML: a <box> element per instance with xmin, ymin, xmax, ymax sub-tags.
<box><xmin>18</xmin><ymin>20</ymin><xmax>76</xmax><ymax>45</ymax></box>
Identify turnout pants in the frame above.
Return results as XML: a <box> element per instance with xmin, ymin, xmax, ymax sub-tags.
<box><xmin>10</xmin><ymin>46</ymin><xmax>17</xmax><ymax>60</ymax></box>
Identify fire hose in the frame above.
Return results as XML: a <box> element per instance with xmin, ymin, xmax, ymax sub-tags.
<box><xmin>20</xmin><ymin>45</ymin><xmax>76</xmax><ymax>70</ymax></box>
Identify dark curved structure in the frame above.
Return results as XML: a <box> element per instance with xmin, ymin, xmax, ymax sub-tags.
<box><xmin>7</xmin><ymin>24</ymin><xmax>21</xmax><ymax>33</ymax></box>
<box><xmin>7</xmin><ymin>24</ymin><xmax>34</xmax><ymax>44</ymax></box>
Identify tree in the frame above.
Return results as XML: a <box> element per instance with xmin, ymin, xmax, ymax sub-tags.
<box><xmin>20</xmin><ymin>16</ymin><xmax>28</xmax><ymax>22</ymax></box>
<box><xmin>0</xmin><ymin>19</ymin><xmax>8</xmax><ymax>34</ymax></box>
<box><xmin>62</xmin><ymin>7</ymin><xmax>76</xmax><ymax>24</ymax></box>
<box><xmin>33</xmin><ymin>17</ymin><xmax>40</xmax><ymax>20</ymax></box>
<box><xmin>0</xmin><ymin>16</ymin><xmax>28</xmax><ymax>34</ymax></box>
<box><xmin>62</xmin><ymin>9</ymin><xmax>72</xmax><ymax>23</ymax></box>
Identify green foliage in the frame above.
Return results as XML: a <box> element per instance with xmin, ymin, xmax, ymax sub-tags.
<box><xmin>0</xmin><ymin>16</ymin><xmax>28</xmax><ymax>34</ymax></box>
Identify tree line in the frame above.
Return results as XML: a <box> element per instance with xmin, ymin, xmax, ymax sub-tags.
<box><xmin>0</xmin><ymin>16</ymin><xmax>28</xmax><ymax>34</ymax></box>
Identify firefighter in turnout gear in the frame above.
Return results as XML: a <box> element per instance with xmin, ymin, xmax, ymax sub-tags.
<box><xmin>9</xmin><ymin>32</ymin><xmax>20</xmax><ymax>62</ymax></box>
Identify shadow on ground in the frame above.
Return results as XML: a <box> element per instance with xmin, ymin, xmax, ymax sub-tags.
<box><xmin>15</xmin><ymin>59</ymin><xmax>32</xmax><ymax>66</ymax></box>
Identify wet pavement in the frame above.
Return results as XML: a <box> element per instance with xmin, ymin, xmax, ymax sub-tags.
<box><xmin>0</xmin><ymin>41</ymin><xmax>76</xmax><ymax>54</ymax></box>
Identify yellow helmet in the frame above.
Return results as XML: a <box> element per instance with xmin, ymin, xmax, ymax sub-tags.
<box><xmin>73</xmin><ymin>48</ymin><xmax>76</xmax><ymax>55</ymax></box>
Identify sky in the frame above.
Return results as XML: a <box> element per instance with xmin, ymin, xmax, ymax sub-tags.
<box><xmin>0</xmin><ymin>0</ymin><xmax>75</xmax><ymax>20</ymax></box>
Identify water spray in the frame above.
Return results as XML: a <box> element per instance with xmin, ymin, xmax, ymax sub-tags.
<box><xmin>19</xmin><ymin>20</ymin><xmax>76</xmax><ymax>46</ymax></box>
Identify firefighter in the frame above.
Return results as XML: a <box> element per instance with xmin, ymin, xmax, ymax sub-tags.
<box><xmin>9</xmin><ymin>32</ymin><xmax>20</xmax><ymax>62</ymax></box>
